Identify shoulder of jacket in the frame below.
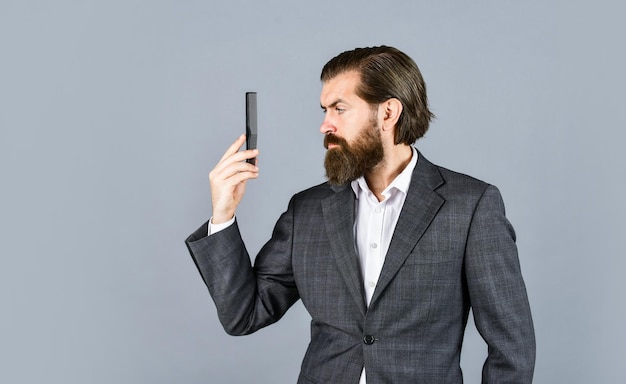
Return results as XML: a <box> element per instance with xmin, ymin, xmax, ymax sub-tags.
<box><xmin>434</xmin><ymin>165</ymin><xmax>492</xmax><ymax>197</ymax></box>
<box><xmin>292</xmin><ymin>182</ymin><xmax>335</xmax><ymax>201</ymax></box>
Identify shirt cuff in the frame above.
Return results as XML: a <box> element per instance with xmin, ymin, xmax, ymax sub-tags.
<box><xmin>208</xmin><ymin>216</ymin><xmax>235</xmax><ymax>236</ymax></box>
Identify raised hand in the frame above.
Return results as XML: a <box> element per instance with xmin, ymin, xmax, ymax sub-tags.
<box><xmin>209</xmin><ymin>134</ymin><xmax>259</xmax><ymax>224</ymax></box>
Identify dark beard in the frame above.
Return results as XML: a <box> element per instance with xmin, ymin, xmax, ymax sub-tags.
<box><xmin>323</xmin><ymin>117</ymin><xmax>384</xmax><ymax>185</ymax></box>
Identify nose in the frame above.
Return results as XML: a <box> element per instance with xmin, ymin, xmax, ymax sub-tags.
<box><xmin>320</xmin><ymin>117</ymin><xmax>336</xmax><ymax>135</ymax></box>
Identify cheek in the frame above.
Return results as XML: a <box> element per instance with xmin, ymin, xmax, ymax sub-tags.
<box><xmin>340</xmin><ymin>118</ymin><xmax>364</xmax><ymax>142</ymax></box>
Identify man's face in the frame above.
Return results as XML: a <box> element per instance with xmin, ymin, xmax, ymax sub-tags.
<box><xmin>320</xmin><ymin>71</ymin><xmax>384</xmax><ymax>185</ymax></box>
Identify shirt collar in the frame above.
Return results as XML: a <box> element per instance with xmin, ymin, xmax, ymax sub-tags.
<box><xmin>351</xmin><ymin>146</ymin><xmax>418</xmax><ymax>200</ymax></box>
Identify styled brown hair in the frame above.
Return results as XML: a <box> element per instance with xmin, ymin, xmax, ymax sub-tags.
<box><xmin>321</xmin><ymin>46</ymin><xmax>434</xmax><ymax>145</ymax></box>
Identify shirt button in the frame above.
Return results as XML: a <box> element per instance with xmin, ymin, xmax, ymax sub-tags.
<box><xmin>368</xmin><ymin>281</ymin><xmax>376</xmax><ymax>287</ymax></box>
<box><xmin>370</xmin><ymin>243</ymin><xmax>378</xmax><ymax>249</ymax></box>
<box><xmin>363</xmin><ymin>335</ymin><xmax>376</xmax><ymax>345</ymax></box>
<box><xmin>375</xmin><ymin>207</ymin><xmax>382</xmax><ymax>214</ymax></box>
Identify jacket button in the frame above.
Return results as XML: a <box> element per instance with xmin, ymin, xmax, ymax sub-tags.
<box><xmin>363</xmin><ymin>335</ymin><xmax>376</xmax><ymax>345</ymax></box>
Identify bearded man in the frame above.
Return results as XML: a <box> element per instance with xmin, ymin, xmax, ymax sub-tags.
<box><xmin>185</xmin><ymin>46</ymin><xmax>536</xmax><ymax>383</ymax></box>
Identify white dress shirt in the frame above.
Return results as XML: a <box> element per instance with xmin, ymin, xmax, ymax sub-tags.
<box><xmin>352</xmin><ymin>146</ymin><xmax>417</xmax><ymax>384</ymax></box>
<box><xmin>208</xmin><ymin>216</ymin><xmax>234</xmax><ymax>235</ymax></box>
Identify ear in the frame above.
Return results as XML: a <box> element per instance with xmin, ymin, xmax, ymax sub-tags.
<box><xmin>380</xmin><ymin>98</ymin><xmax>403</xmax><ymax>132</ymax></box>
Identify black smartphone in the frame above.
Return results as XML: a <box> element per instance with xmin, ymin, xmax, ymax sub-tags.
<box><xmin>246</xmin><ymin>92</ymin><xmax>257</xmax><ymax>164</ymax></box>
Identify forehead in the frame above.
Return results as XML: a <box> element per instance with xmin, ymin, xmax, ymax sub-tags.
<box><xmin>320</xmin><ymin>71</ymin><xmax>361</xmax><ymax>106</ymax></box>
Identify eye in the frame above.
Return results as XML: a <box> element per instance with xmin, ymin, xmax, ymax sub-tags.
<box><xmin>336</xmin><ymin>107</ymin><xmax>345</xmax><ymax>114</ymax></box>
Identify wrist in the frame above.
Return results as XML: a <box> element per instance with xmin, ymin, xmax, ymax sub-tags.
<box><xmin>211</xmin><ymin>211</ymin><xmax>235</xmax><ymax>225</ymax></box>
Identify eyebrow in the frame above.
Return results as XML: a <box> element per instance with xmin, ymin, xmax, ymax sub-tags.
<box><xmin>320</xmin><ymin>99</ymin><xmax>345</xmax><ymax>110</ymax></box>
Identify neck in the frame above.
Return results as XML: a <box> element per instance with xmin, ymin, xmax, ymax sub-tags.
<box><xmin>364</xmin><ymin>144</ymin><xmax>413</xmax><ymax>201</ymax></box>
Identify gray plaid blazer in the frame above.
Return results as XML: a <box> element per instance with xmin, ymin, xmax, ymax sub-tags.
<box><xmin>186</xmin><ymin>151</ymin><xmax>535</xmax><ymax>383</ymax></box>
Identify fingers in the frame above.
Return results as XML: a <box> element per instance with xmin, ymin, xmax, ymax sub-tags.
<box><xmin>212</xmin><ymin>151</ymin><xmax>259</xmax><ymax>182</ymax></box>
<box><xmin>218</xmin><ymin>134</ymin><xmax>247</xmax><ymax>163</ymax></box>
<box><xmin>212</xmin><ymin>135</ymin><xmax>259</xmax><ymax>178</ymax></box>
<box><xmin>210</xmin><ymin>158</ymin><xmax>258</xmax><ymax>186</ymax></box>
<box><xmin>208</xmin><ymin>135</ymin><xmax>261</xmax><ymax>222</ymax></box>
<box><xmin>217</xmin><ymin>134</ymin><xmax>259</xmax><ymax>166</ymax></box>
<box><xmin>217</xmin><ymin>167</ymin><xmax>259</xmax><ymax>188</ymax></box>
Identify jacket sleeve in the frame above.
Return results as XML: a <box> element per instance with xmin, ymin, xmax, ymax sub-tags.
<box><xmin>185</xmin><ymin>198</ymin><xmax>300</xmax><ymax>336</ymax></box>
<box><xmin>464</xmin><ymin>185</ymin><xmax>536</xmax><ymax>383</ymax></box>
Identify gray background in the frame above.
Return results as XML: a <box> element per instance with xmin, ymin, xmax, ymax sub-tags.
<box><xmin>1</xmin><ymin>0</ymin><xmax>624</xmax><ymax>383</ymax></box>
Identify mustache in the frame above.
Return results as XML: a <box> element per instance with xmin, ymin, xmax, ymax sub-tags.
<box><xmin>324</xmin><ymin>134</ymin><xmax>348</xmax><ymax>149</ymax></box>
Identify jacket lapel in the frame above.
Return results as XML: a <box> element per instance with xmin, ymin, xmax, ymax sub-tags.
<box><xmin>321</xmin><ymin>185</ymin><xmax>367</xmax><ymax>315</ymax></box>
<box><xmin>369</xmin><ymin>152</ymin><xmax>445</xmax><ymax>307</ymax></box>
